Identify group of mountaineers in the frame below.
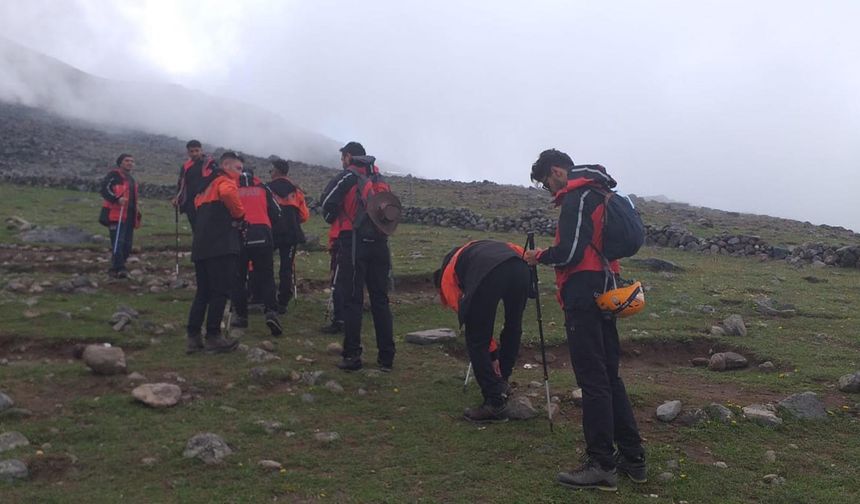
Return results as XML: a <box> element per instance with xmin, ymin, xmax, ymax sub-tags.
<box><xmin>98</xmin><ymin>142</ymin><xmax>650</xmax><ymax>492</ymax></box>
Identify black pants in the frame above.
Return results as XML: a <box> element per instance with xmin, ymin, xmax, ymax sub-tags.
<box><xmin>275</xmin><ymin>243</ymin><xmax>297</xmax><ymax>306</ymax></box>
<box><xmin>184</xmin><ymin>206</ymin><xmax>197</xmax><ymax>233</ymax></box>
<box><xmin>336</xmin><ymin>235</ymin><xmax>395</xmax><ymax>365</ymax></box>
<box><xmin>562</xmin><ymin>274</ymin><xmax>643</xmax><ymax>469</ymax></box>
<box><xmin>108</xmin><ymin>223</ymin><xmax>134</xmax><ymax>272</ymax></box>
<box><xmin>464</xmin><ymin>259</ymin><xmax>529</xmax><ymax>406</ymax></box>
<box><xmin>329</xmin><ymin>243</ymin><xmax>344</xmax><ymax>323</ymax></box>
<box><xmin>232</xmin><ymin>246</ymin><xmax>277</xmax><ymax>318</ymax></box>
<box><xmin>188</xmin><ymin>254</ymin><xmax>237</xmax><ymax>337</ymax></box>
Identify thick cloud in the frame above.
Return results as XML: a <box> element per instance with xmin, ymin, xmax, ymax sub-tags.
<box><xmin>1</xmin><ymin>0</ymin><xmax>858</xmax><ymax>229</ymax></box>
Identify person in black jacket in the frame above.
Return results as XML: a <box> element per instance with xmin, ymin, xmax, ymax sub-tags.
<box><xmin>434</xmin><ymin>240</ymin><xmax>530</xmax><ymax>423</ymax></box>
<box><xmin>267</xmin><ymin>159</ymin><xmax>307</xmax><ymax>314</ymax></box>
<box><xmin>99</xmin><ymin>154</ymin><xmax>140</xmax><ymax>278</ymax></box>
<box><xmin>172</xmin><ymin>139</ymin><xmax>215</xmax><ymax>232</ymax></box>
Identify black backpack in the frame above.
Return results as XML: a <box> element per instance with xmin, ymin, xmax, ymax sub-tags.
<box><xmin>591</xmin><ymin>188</ymin><xmax>645</xmax><ymax>261</ymax></box>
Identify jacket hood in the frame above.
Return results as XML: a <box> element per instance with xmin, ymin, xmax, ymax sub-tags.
<box><xmin>349</xmin><ymin>155</ymin><xmax>377</xmax><ymax>169</ymax></box>
<box><xmin>552</xmin><ymin>164</ymin><xmax>616</xmax><ymax>205</ymax></box>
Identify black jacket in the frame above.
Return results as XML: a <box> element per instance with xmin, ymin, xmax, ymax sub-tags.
<box><xmin>268</xmin><ymin>178</ymin><xmax>306</xmax><ymax>245</ymax></box>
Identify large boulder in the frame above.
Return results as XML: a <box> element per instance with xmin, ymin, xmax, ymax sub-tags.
<box><xmin>0</xmin><ymin>432</ymin><xmax>29</xmax><ymax>453</ymax></box>
<box><xmin>82</xmin><ymin>345</ymin><xmax>127</xmax><ymax>375</ymax></box>
<box><xmin>183</xmin><ymin>433</ymin><xmax>232</xmax><ymax>464</ymax></box>
<box><xmin>132</xmin><ymin>383</ymin><xmax>182</xmax><ymax>408</ymax></box>
<box><xmin>0</xmin><ymin>459</ymin><xmax>28</xmax><ymax>482</ymax></box>
<box><xmin>405</xmin><ymin>328</ymin><xmax>457</xmax><ymax>345</ymax></box>
<box><xmin>708</xmin><ymin>352</ymin><xmax>749</xmax><ymax>371</ymax></box>
<box><xmin>778</xmin><ymin>391</ymin><xmax>827</xmax><ymax>420</ymax></box>
<box><xmin>656</xmin><ymin>400</ymin><xmax>682</xmax><ymax>422</ymax></box>
<box><xmin>837</xmin><ymin>372</ymin><xmax>860</xmax><ymax>393</ymax></box>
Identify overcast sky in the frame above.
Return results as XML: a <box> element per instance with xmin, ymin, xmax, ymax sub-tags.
<box><xmin>2</xmin><ymin>0</ymin><xmax>859</xmax><ymax>230</ymax></box>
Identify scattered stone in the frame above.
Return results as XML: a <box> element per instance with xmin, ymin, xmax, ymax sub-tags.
<box><xmin>301</xmin><ymin>393</ymin><xmax>315</xmax><ymax>403</ymax></box>
<box><xmin>714</xmin><ymin>461</ymin><xmax>728</xmax><ymax>469</ymax></box>
<box><xmin>547</xmin><ymin>402</ymin><xmax>560</xmax><ymax>419</ymax></box>
<box><xmin>698</xmin><ymin>304</ymin><xmax>717</xmax><ymax>314</ymax></box>
<box><xmin>5</xmin><ymin>216</ymin><xmax>33</xmax><ymax>232</ymax></box>
<box><xmin>127</xmin><ymin>372</ymin><xmax>146</xmax><ymax>381</ymax></box>
<box><xmin>313</xmin><ymin>431</ymin><xmax>340</xmax><ymax>443</ymax></box>
<box><xmin>258</xmin><ymin>459</ymin><xmax>283</xmax><ymax>470</ymax></box>
<box><xmin>357</xmin><ymin>388</ymin><xmax>368</xmax><ymax>396</ymax></box>
<box><xmin>132</xmin><ymin>383</ymin><xmax>182</xmax><ymax>408</ymax></box>
<box><xmin>0</xmin><ymin>393</ymin><xmax>13</xmax><ymax>412</ymax></box>
<box><xmin>259</xmin><ymin>340</ymin><xmax>275</xmax><ymax>352</ymax></box>
<box><xmin>182</xmin><ymin>433</ymin><xmax>232</xmax><ymax>464</ymax></box>
<box><xmin>656</xmin><ymin>400</ymin><xmax>682</xmax><ymax>422</ymax></box>
<box><xmin>326</xmin><ymin>342</ymin><xmax>343</xmax><ymax>355</ymax></box>
<box><xmin>249</xmin><ymin>367</ymin><xmax>268</xmax><ymax>381</ymax></box>
<box><xmin>82</xmin><ymin>344</ymin><xmax>127</xmax><ymax>375</ymax></box>
<box><xmin>571</xmin><ymin>388</ymin><xmax>583</xmax><ymax>406</ymax></box>
<box><xmin>677</xmin><ymin>408</ymin><xmax>708</xmax><ymax>427</ymax></box>
<box><xmin>723</xmin><ymin>314</ymin><xmax>747</xmax><ymax>336</ymax></box>
<box><xmin>778</xmin><ymin>391</ymin><xmax>827</xmax><ymax>420</ymax></box>
<box><xmin>255</xmin><ymin>420</ymin><xmax>284</xmax><ymax>434</ymax></box>
<box><xmin>405</xmin><ymin>328</ymin><xmax>457</xmax><ymax>345</ymax></box>
<box><xmin>764</xmin><ymin>450</ymin><xmax>777</xmax><ymax>463</ymax></box>
<box><xmin>534</xmin><ymin>352</ymin><xmax>557</xmax><ymax>364</ymax></box>
<box><xmin>324</xmin><ymin>380</ymin><xmax>344</xmax><ymax>393</ymax></box>
<box><xmin>691</xmin><ymin>357</ymin><xmax>710</xmax><ymax>367</ymax></box>
<box><xmin>528</xmin><ymin>381</ymin><xmax>543</xmax><ymax>389</ymax></box>
<box><xmin>0</xmin><ymin>432</ymin><xmax>30</xmax><ymax>453</ymax></box>
<box><xmin>301</xmin><ymin>371</ymin><xmax>324</xmax><ymax>386</ymax></box>
<box><xmin>837</xmin><ymin>371</ymin><xmax>860</xmax><ymax>393</ymax></box>
<box><xmin>0</xmin><ymin>459</ymin><xmax>28</xmax><ymax>481</ymax></box>
<box><xmin>754</xmin><ymin>297</ymin><xmax>797</xmax><ymax>317</ymax></box>
<box><xmin>247</xmin><ymin>347</ymin><xmax>280</xmax><ymax>363</ymax></box>
<box><xmin>705</xmin><ymin>403</ymin><xmax>735</xmax><ymax>423</ymax></box>
<box><xmin>657</xmin><ymin>472</ymin><xmax>674</xmax><ymax>483</ymax></box>
<box><xmin>141</xmin><ymin>457</ymin><xmax>158</xmax><ymax>466</ymax></box>
<box><xmin>743</xmin><ymin>404</ymin><xmax>783</xmax><ymax>427</ymax></box>
<box><xmin>708</xmin><ymin>352</ymin><xmax>749</xmax><ymax>372</ymax></box>
<box><xmin>666</xmin><ymin>459</ymin><xmax>680</xmax><ymax>470</ymax></box>
<box><xmin>710</xmin><ymin>326</ymin><xmax>726</xmax><ymax>337</ymax></box>
<box><xmin>762</xmin><ymin>474</ymin><xmax>786</xmax><ymax>485</ymax></box>
<box><xmin>758</xmin><ymin>361</ymin><xmax>776</xmax><ymax>373</ymax></box>
<box><xmin>506</xmin><ymin>396</ymin><xmax>538</xmax><ymax>420</ymax></box>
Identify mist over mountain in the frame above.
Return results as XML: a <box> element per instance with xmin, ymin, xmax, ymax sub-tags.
<box><xmin>0</xmin><ymin>37</ymin><xmax>343</xmax><ymax>168</ymax></box>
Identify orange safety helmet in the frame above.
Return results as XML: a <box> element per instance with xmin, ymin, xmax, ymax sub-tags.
<box><xmin>596</xmin><ymin>281</ymin><xmax>645</xmax><ymax>318</ymax></box>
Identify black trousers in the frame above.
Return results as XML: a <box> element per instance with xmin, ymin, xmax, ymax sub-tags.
<box><xmin>329</xmin><ymin>243</ymin><xmax>344</xmax><ymax>323</ymax></box>
<box><xmin>464</xmin><ymin>259</ymin><xmax>529</xmax><ymax>407</ymax></box>
<box><xmin>336</xmin><ymin>235</ymin><xmax>395</xmax><ymax>365</ymax></box>
<box><xmin>108</xmin><ymin>223</ymin><xmax>134</xmax><ymax>272</ymax></box>
<box><xmin>232</xmin><ymin>245</ymin><xmax>278</xmax><ymax>318</ymax></box>
<box><xmin>275</xmin><ymin>243</ymin><xmax>297</xmax><ymax>306</ymax></box>
<box><xmin>188</xmin><ymin>254</ymin><xmax>237</xmax><ymax>337</ymax></box>
<box><xmin>562</xmin><ymin>274</ymin><xmax>643</xmax><ymax>469</ymax></box>
<box><xmin>184</xmin><ymin>206</ymin><xmax>197</xmax><ymax>233</ymax></box>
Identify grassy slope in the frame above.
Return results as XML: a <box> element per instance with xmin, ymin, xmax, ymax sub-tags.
<box><xmin>1</xmin><ymin>184</ymin><xmax>859</xmax><ymax>503</ymax></box>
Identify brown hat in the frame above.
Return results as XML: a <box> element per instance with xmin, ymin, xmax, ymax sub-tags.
<box><xmin>366</xmin><ymin>192</ymin><xmax>402</xmax><ymax>235</ymax></box>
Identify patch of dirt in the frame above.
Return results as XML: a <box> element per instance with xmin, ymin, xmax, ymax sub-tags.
<box><xmin>26</xmin><ymin>453</ymin><xmax>79</xmax><ymax>482</ymax></box>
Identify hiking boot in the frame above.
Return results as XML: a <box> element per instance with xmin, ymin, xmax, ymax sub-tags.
<box><xmin>377</xmin><ymin>358</ymin><xmax>393</xmax><ymax>373</ymax></box>
<box><xmin>614</xmin><ymin>450</ymin><xmax>647</xmax><ymax>483</ymax></box>
<box><xmin>321</xmin><ymin>320</ymin><xmax>343</xmax><ymax>334</ymax></box>
<box><xmin>336</xmin><ymin>357</ymin><xmax>363</xmax><ymax>372</ymax></box>
<box><xmin>265</xmin><ymin>311</ymin><xmax>283</xmax><ymax>337</ymax></box>
<box><xmin>556</xmin><ymin>458</ymin><xmax>618</xmax><ymax>492</ymax></box>
<box><xmin>463</xmin><ymin>402</ymin><xmax>509</xmax><ymax>424</ymax></box>
<box><xmin>230</xmin><ymin>316</ymin><xmax>248</xmax><ymax>329</ymax></box>
<box><xmin>204</xmin><ymin>334</ymin><xmax>239</xmax><ymax>354</ymax></box>
<box><xmin>185</xmin><ymin>333</ymin><xmax>204</xmax><ymax>355</ymax></box>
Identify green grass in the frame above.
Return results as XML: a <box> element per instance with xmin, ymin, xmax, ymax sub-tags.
<box><xmin>2</xmin><ymin>183</ymin><xmax>860</xmax><ymax>502</ymax></box>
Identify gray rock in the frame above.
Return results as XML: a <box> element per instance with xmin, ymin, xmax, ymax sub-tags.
<box><xmin>314</xmin><ymin>431</ymin><xmax>340</xmax><ymax>443</ymax></box>
<box><xmin>324</xmin><ymin>380</ymin><xmax>344</xmax><ymax>393</ymax></box>
<box><xmin>0</xmin><ymin>459</ymin><xmax>28</xmax><ymax>482</ymax></box>
<box><xmin>405</xmin><ymin>328</ymin><xmax>457</xmax><ymax>345</ymax></box>
<box><xmin>723</xmin><ymin>314</ymin><xmax>747</xmax><ymax>336</ymax></box>
<box><xmin>506</xmin><ymin>396</ymin><xmax>538</xmax><ymax>420</ymax></box>
<box><xmin>758</xmin><ymin>361</ymin><xmax>776</xmax><ymax>373</ymax></box>
<box><xmin>714</xmin><ymin>461</ymin><xmax>728</xmax><ymax>469</ymax></box>
<box><xmin>705</xmin><ymin>403</ymin><xmax>735</xmax><ymax>423</ymax></box>
<box><xmin>141</xmin><ymin>457</ymin><xmax>158</xmax><ymax>466</ymax></box>
<box><xmin>657</xmin><ymin>472</ymin><xmax>674</xmax><ymax>483</ymax></box>
<box><xmin>301</xmin><ymin>371</ymin><xmax>324</xmax><ymax>386</ymax></box>
<box><xmin>127</xmin><ymin>372</ymin><xmax>147</xmax><ymax>381</ymax></box>
<box><xmin>82</xmin><ymin>345</ymin><xmax>127</xmax><ymax>375</ymax></box>
<box><xmin>837</xmin><ymin>371</ymin><xmax>860</xmax><ymax>393</ymax></box>
<box><xmin>247</xmin><ymin>347</ymin><xmax>279</xmax><ymax>363</ymax></box>
<box><xmin>708</xmin><ymin>352</ymin><xmax>748</xmax><ymax>371</ymax></box>
<box><xmin>762</xmin><ymin>474</ymin><xmax>786</xmax><ymax>485</ymax></box>
<box><xmin>710</xmin><ymin>325</ymin><xmax>727</xmax><ymax>337</ymax></box>
<box><xmin>778</xmin><ymin>391</ymin><xmax>827</xmax><ymax>420</ymax></box>
<box><xmin>326</xmin><ymin>342</ymin><xmax>343</xmax><ymax>355</ymax></box>
<box><xmin>764</xmin><ymin>450</ymin><xmax>777</xmax><ymax>463</ymax></box>
<box><xmin>656</xmin><ymin>400</ymin><xmax>682</xmax><ymax>422</ymax></box>
<box><xmin>743</xmin><ymin>404</ymin><xmax>783</xmax><ymax>427</ymax></box>
<box><xmin>255</xmin><ymin>420</ymin><xmax>284</xmax><ymax>434</ymax></box>
<box><xmin>754</xmin><ymin>297</ymin><xmax>797</xmax><ymax>317</ymax></box>
<box><xmin>259</xmin><ymin>340</ymin><xmax>276</xmax><ymax>352</ymax></box>
<box><xmin>0</xmin><ymin>432</ymin><xmax>29</xmax><ymax>453</ymax></box>
<box><xmin>0</xmin><ymin>393</ymin><xmax>13</xmax><ymax>412</ymax></box>
<box><xmin>182</xmin><ymin>433</ymin><xmax>232</xmax><ymax>464</ymax></box>
<box><xmin>132</xmin><ymin>383</ymin><xmax>182</xmax><ymax>408</ymax></box>
<box><xmin>571</xmin><ymin>388</ymin><xmax>583</xmax><ymax>406</ymax></box>
<box><xmin>258</xmin><ymin>459</ymin><xmax>283</xmax><ymax>470</ymax></box>
<box><xmin>677</xmin><ymin>408</ymin><xmax>708</xmax><ymax>427</ymax></box>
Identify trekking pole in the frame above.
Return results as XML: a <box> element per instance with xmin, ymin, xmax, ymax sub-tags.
<box><xmin>463</xmin><ymin>362</ymin><xmax>472</xmax><ymax>392</ymax></box>
<box><xmin>291</xmin><ymin>245</ymin><xmax>298</xmax><ymax>302</ymax></box>
<box><xmin>174</xmin><ymin>206</ymin><xmax>180</xmax><ymax>277</ymax></box>
<box><xmin>526</xmin><ymin>231</ymin><xmax>554</xmax><ymax>432</ymax></box>
<box><xmin>113</xmin><ymin>204</ymin><xmax>125</xmax><ymax>257</ymax></box>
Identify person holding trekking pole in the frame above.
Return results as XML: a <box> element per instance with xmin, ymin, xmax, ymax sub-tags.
<box><xmin>99</xmin><ymin>153</ymin><xmax>140</xmax><ymax>279</ymax></box>
<box><xmin>524</xmin><ymin>149</ymin><xmax>646</xmax><ymax>492</ymax></box>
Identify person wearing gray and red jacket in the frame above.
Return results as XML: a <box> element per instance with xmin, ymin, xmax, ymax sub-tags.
<box><xmin>525</xmin><ymin>148</ymin><xmax>645</xmax><ymax>492</ymax></box>
<box><xmin>172</xmin><ymin>139</ymin><xmax>216</xmax><ymax>232</ymax></box>
<box><xmin>99</xmin><ymin>153</ymin><xmax>140</xmax><ymax>278</ymax></box>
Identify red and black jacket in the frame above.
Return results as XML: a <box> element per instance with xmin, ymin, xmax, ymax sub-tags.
<box><xmin>268</xmin><ymin>175</ymin><xmax>307</xmax><ymax>246</ymax></box>
<box><xmin>237</xmin><ymin>171</ymin><xmax>281</xmax><ymax>248</ymax></box>
<box><xmin>536</xmin><ymin>165</ymin><xmax>621</xmax><ymax>305</ymax></box>
<box><xmin>320</xmin><ymin>156</ymin><xmax>387</xmax><ymax>239</ymax></box>
<box><xmin>191</xmin><ymin>170</ymin><xmax>245</xmax><ymax>261</ymax></box>
<box><xmin>438</xmin><ymin>240</ymin><xmax>526</xmax><ymax>326</ymax></box>
<box><xmin>100</xmin><ymin>169</ymin><xmax>140</xmax><ymax>228</ymax></box>
<box><xmin>176</xmin><ymin>156</ymin><xmax>216</xmax><ymax>214</ymax></box>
